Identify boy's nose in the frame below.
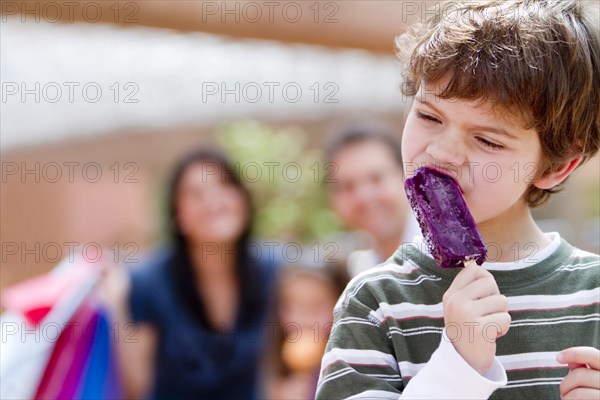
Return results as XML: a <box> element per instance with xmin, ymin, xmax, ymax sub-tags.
<box><xmin>426</xmin><ymin>134</ymin><xmax>466</xmax><ymax>167</ymax></box>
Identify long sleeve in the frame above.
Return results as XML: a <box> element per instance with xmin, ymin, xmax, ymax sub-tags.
<box><xmin>400</xmin><ymin>328</ymin><xmax>507</xmax><ymax>399</ymax></box>
<box><xmin>316</xmin><ymin>295</ymin><xmax>404</xmax><ymax>399</ymax></box>
<box><xmin>316</xmin><ymin>291</ymin><xmax>507</xmax><ymax>399</ymax></box>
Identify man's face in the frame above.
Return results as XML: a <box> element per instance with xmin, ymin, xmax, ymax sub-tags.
<box><xmin>401</xmin><ymin>82</ymin><xmax>544</xmax><ymax>232</ymax></box>
<box><xmin>329</xmin><ymin>140</ymin><xmax>408</xmax><ymax>240</ymax></box>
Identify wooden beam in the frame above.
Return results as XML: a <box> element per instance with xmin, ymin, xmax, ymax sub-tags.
<box><xmin>3</xmin><ymin>1</ymin><xmax>435</xmax><ymax>53</ymax></box>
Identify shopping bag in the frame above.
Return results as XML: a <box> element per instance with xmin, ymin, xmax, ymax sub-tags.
<box><xmin>77</xmin><ymin>306</ymin><xmax>123</xmax><ymax>399</ymax></box>
<box><xmin>0</xmin><ymin>257</ymin><xmax>101</xmax><ymax>399</ymax></box>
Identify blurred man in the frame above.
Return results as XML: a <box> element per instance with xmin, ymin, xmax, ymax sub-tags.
<box><xmin>325</xmin><ymin>122</ymin><xmax>419</xmax><ymax>277</ymax></box>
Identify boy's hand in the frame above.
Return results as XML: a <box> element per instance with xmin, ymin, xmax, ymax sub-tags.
<box><xmin>442</xmin><ymin>261</ymin><xmax>511</xmax><ymax>375</ymax></box>
<box><xmin>557</xmin><ymin>347</ymin><xmax>600</xmax><ymax>400</ymax></box>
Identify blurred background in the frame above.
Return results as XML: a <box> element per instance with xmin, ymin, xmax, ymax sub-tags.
<box><xmin>2</xmin><ymin>1</ymin><xmax>598</xmax><ymax>288</ymax></box>
<box><xmin>0</xmin><ymin>0</ymin><xmax>600</xmax><ymax>399</ymax></box>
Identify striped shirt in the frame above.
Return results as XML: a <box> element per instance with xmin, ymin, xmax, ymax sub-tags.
<box><xmin>316</xmin><ymin>235</ymin><xmax>599</xmax><ymax>399</ymax></box>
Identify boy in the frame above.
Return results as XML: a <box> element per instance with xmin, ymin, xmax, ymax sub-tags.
<box><xmin>316</xmin><ymin>1</ymin><xmax>600</xmax><ymax>399</ymax></box>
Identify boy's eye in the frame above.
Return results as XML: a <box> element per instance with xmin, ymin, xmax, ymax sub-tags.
<box><xmin>476</xmin><ymin>136</ymin><xmax>505</xmax><ymax>150</ymax></box>
<box><xmin>416</xmin><ymin>112</ymin><xmax>441</xmax><ymax>123</ymax></box>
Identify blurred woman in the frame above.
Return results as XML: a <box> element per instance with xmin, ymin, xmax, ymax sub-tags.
<box><xmin>104</xmin><ymin>148</ymin><xmax>277</xmax><ymax>399</ymax></box>
<box><xmin>265</xmin><ymin>261</ymin><xmax>347</xmax><ymax>400</ymax></box>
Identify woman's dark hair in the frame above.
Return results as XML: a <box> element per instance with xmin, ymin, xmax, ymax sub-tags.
<box><xmin>166</xmin><ymin>147</ymin><xmax>265</xmax><ymax>329</ymax></box>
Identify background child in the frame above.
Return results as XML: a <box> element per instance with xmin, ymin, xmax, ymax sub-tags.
<box><xmin>317</xmin><ymin>1</ymin><xmax>600</xmax><ymax>399</ymax></box>
<box><xmin>266</xmin><ymin>261</ymin><xmax>348</xmax><ymax>400</ymax></box>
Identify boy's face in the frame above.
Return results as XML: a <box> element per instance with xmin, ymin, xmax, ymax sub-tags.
<box><xmin>401</xmin><ymin>82</ymin><xmax>543</xmax><ymax>228</ymax></box>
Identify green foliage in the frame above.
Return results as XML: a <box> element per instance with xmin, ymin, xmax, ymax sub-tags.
<box><xmin>214</xmin><ymin>120</ymin><xmax>341</xmax><ymax>241</ymax></box>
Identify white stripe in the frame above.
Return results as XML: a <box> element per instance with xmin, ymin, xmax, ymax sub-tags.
<box><xmin>558</xmin><ymin>265</ymin><xmax>598</xmax><ymax>271</ymax></box>
<box><xmin>383</xmin><ymin>314</ymin><xmax>598</xmax><ymax>331</ymax></box>
<box><xmin>498</xmin><ymin>352</ymin><xmax>563</xmax><ymax>371</ymax></box>
<box><xmin>390</xmin><ymin>325</ymin><xmax>443</xmax><ymax>333</ymax></box>
<box><xmin>386</xmin><ymin>316</ymin><xmax>599</xmax><ymax>339</ymax></box>
<box><xmin>321</xmin><ymin>348</ymin><xmax>400</xmax><ymax>372</ymax></box>
<box><xmin>346</xmin><ymin>390</ymin><xmax>400</xmax><ymax>399</ymax></box>
<box><xmin>335</xmin><ymin>317</ymin><xmax>378</xmax><ymax>328</ymax></box>
<box><xmin>506</xmin><ymin>378</ymin><xmax>562</xmax><ymax>389</ymax></box>
<box><xmin>571</xmin><ymin>248</ymin><xmax>599</xmax><ymax>258</ymax></box>
<box><xmin>319</xmin><ymin>366</ymin><xmax>354</xmax><ymax>380</ymax></box>
<box><xmin>322</xmin><ymin>366</ymin><xmax>354</xmax><ymax>378</ymax></box>
<box><xmin>367</xmin><ymin>373</ymin><xmax>403</xmax><ymax>381</ymax></box>
<box><xmin>511</xmin><ymin>314</ymin><xmax>600</xmax><ymax>328</ymax></box>
<box><xmin>369</xmin><ymin>310</ymin><xmax>385</xmax><ymax>324</ymax></box>
<box><xmin>352</xmin><ymin>262</ymin><xmax>417</xmax><ymax>283</ymax></box>
<box><xmin>367</xmin><ymin>289</ymin><xmax>598</xmax><ymax>323</ymax></box>
<box><xmin>318</xmin><ymin>367</ymin><xmax>355</xmax><ymax>387</ymax></box>
<box><xmin>373</xmin><ymin>302</ymin><xmax>444</xmax><ymax>321</ymax></box>
<box><xmin>388</xmin><ymin>330</ymin><xmax>442</xmax><ymax>338</ymax></box>
<box><xmin>341</xmin><ymin>271</ymin><xmax>440</xmax><ymax>311</ymax></box>
<box><xmin>512</xmin><ymin>313</ymin><xmax>600</xmax><ymax>324</ymax></box>
<box><xmin>387</xmin><ymin>326</ymin><xmax>443</xmax><ymax>337</ymax></box>
<box><xmin>345</xmin><ymin>272</ymin><xmax>433</xmax><ymax>307</ymax></box>
<box><xmin>507</xmin><ymin>382</ymin><xmax>560</xmax><ymax>389</ymax></box>
<box><xmin>398</xmin><ymin>360</ymin><xmax>426</xmax><ymax>377</ymax></box>
<box><xmin>508</xmin><ymin>288</ymin><xmax>600</xmax><ymax>311</ymax></box>
<box><xmin>557</xmin><ymin>260</ymin><xmax>599</xmax><ymax>271</ymax></box>
<box><xmin>506</xmin><ymin>377</ymin><xmax>563</xmax><ymax>386</ymax></box>
<box><xmin>398</xmin><ymin>352</ymin><xmax>565</xmax><ymax>379</ymax></box>
<box><xmin>318</xmin><ymin>368</ymin><xmax>403</xmax><ymax>389</ymax></box>
<box><xmin>343</xmin><ymin>261</ymin><xmax>428</xmax><ymax>306</ymax></box>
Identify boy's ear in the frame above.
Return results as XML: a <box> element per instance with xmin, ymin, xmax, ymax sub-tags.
<box><xmin>533</xmin><ymin>156</ymin><xmax>583</xmax><ymax>190</ymax></box>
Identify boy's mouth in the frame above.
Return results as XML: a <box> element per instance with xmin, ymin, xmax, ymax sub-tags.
<box><xmin>421</xmin><ymin>165</ymin><xmax>463</xmax><ymax>192</ymax></box>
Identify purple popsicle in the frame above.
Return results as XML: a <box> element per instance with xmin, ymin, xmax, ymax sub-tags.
<box><xmin>404</xmin><ymin>167</ymin><xmax>487</xmax><ymax>268</ymax></box>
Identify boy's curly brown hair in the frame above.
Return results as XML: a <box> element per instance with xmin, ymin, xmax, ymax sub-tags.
<box><xmin>396</xmin><ymin>0</ymin><xmax>600</xmax><ymax>207</ymax></box>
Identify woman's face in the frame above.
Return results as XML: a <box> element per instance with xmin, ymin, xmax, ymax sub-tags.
<box><xmin>176</xmin><ymin>162</ymin><xmax>248</xmax><ymax>245</ymax></box>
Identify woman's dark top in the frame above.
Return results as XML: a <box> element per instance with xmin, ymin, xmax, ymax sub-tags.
<box><xmin>128</xmin><ymin>246</ymin><xmax>278</xmax><ymax>400</ymax></box>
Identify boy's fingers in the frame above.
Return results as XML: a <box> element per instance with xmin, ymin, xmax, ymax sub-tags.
<box><xmin>465</xmin><ymin>260</ymin><xmax>489</xmax><ymax>277</ymax></box>
<box><xmin>560</xmin><ymin>367</ymin><xmax>600</xmax><ymax>396</ymax></box>
<box><xmin>568</xmin><ymin>363</ymin><xmax>588</xmax><ymax>371</ymax></box>
<box><xmin>462</xmin><ymin>275</ymin><xmax>501</xmax><ymax>300</ymax></box>
<box><xmin>481</xmin><ymin>312</ymin><xmax>511</xmax><ymax>338</ymax></box>
<box><xmin>558</xmin><ymin>347</ymin><xmax>600</xmax><ymax>370</ymax></box>
<box><xmin>561</xmin><ymin>387</ymin><xmax>600</xmax><ymax>400</ymax></box>
<box><xmin>449</xmin><ymin>262</ymin><xmax>490</xmax><ymax>291</ymax></box>
<box><xmin>474</xmin><ymin>294</ymin><xmax>509</xmax><ymax>316</ymax></box>
<box><xmin>449</xmin><ymin>265</ymin><xmax>478</xmax><ymax>290</ymax></box>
